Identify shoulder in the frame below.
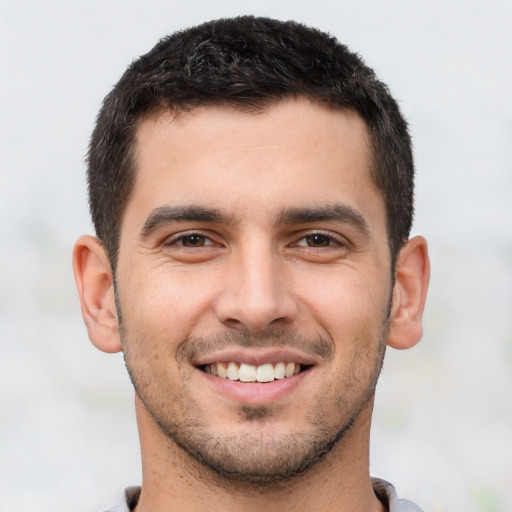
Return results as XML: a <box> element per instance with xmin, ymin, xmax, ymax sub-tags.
<box><xmin>101</xmin><ymin>486</ymin><xmax>141</xmax><ymax>512</ymax></box>
<box><xmin>372</xmin><ymin>478</ymin><xmax>425</xmax><ymax>512</ymax></box>
<box><xmin>104</xmin><ymin>481</ymin><xmax>422</xmax><ymax>512</ymax></box>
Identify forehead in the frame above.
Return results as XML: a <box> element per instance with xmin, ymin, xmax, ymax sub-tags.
<box><xmin>125</xmin><ymin>99</ymin><xmax>384</xmax><ymax>231</ymax></box>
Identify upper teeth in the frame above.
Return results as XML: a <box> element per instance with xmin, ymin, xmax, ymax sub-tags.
<box><xmin>204</xmin><ymin>361</ymin><xmax>301</xmax><ymax>382</ymax></box>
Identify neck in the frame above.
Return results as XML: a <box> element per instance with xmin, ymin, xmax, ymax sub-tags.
<box><xmin>133</xmin><ymin>396</ymin><xmax>385</xmax><ymax>512</ymax></box>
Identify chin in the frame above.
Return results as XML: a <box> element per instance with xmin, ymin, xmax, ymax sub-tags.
<box><xmin>169</xmin><ymin>426</ymin><xmax>351</xmax><ymax>484</ymax></box>
<box><xmin>141</xmin><ymin>392</ymin><xmax>370</xmax><ymax>487</ymax></box>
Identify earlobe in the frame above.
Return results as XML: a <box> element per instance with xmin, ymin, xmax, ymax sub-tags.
<box><xmin>387</xmin><ymin>236</ymin><xmax>430</xmax><ymax>350</ymax></box>
<box><xmin>72</xmin><ymin>235</ymin><xmax>122</xmax><ymax>353</ymax></box>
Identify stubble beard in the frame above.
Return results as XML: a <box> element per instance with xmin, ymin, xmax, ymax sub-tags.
<box><xmin>120</xmin><ymin>320</ymin><xmax>388</xmax><ymax>487</ymax></box>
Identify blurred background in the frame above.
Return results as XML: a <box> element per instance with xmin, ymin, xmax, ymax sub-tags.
<box><xmin>1</xmin><ymin>1</ymin><xmax>511</xmax><ymax>511</ymax></box>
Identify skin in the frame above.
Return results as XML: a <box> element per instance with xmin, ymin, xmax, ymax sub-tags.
<box><xmin>74</xmin><ymin>99</ymin><xmax>430</xmax><ymax>512</ymax></box>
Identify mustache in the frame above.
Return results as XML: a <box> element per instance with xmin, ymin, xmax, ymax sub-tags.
<box><xmin>176</xmin><ymin>329</ymin><xmax>333</xmax><ymax>363</ymax></box>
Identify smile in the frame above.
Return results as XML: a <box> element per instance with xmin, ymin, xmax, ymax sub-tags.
<box><xmin>202</xmin><ymin>361</ymin><xmax>305</xmax><ymax>382</ymax></box>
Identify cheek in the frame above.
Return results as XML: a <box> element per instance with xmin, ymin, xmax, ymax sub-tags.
<box><xmin>293</xmin><ymin>263</ymin><xmax>391</xmax><ymax>365</ymax></box>
<box><xmin>119</xmin><ymin>265</ymin><xmax>219</xmax><ymax>344</ymax></box>
<box><xmin>296</xmin><ymin>264</ymin><xmax>390</xmax><ymax>326</ymax></box>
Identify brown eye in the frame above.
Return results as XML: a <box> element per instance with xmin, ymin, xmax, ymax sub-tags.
<box><xmin>181</xmin><ymin>235</ymin><xmax>208</xmax><ymax>247</ymax></box>
<box><xmin>305</xmin><ymin>234</ymin><xmax>331</xmax><ymax>247</ymax></box>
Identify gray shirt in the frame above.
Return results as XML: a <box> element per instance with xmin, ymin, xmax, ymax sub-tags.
<box><xmin>103</xmin><ymin>478</ymin><xmax>424</xmax><ymax>511</ymax></box>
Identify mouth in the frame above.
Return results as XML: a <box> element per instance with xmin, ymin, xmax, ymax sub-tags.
<box><xmin>194</xmin><ymin>353</ymin><xmax>316</xmax><ymax>405</ymax></box>
<box><xmin>199</xmin><ymin>361</ymin><xmax>310</xmax><ymax>383</ymax></box>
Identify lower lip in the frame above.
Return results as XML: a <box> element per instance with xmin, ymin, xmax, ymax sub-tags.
<box><xmin>199</xmin><ymin>368</ymin><xmax>311</xmax><ymax>405</ymax></box>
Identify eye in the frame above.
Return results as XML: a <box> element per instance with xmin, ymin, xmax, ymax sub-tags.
<box><xmin>304</xmin><ymin>234</ymin><xmax>332</xmax><ymax>247</ymax></box>
<box><xmin>163</xmin><ymin>231</ymin><xmax>217</xmax><ymax>249</ymax></box>
<box><xmin>294</xmin><ymin>233</ymin><xmax>339</xmax><ymax>248</ymax></box>
<box><xmin>175</xmin><ymin>234</ymin><xmax>213</xmax><ymax>247</ymax></box>
<box><xmin>160</xmin><ymin>230</ymin><xmax>223</xmax><ymax>263</ymax></box>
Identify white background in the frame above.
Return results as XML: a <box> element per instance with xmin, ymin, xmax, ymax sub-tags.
<box><xmin>1</xmin><ymin>1</ymin><xmax>511</xmax><ymax>511</ymax></box>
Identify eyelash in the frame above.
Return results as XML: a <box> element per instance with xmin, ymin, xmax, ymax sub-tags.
<box><xmin>292</xmin><ymin>231</ymin><xmax>346</xmax><ymax>248</ymax></box>
<box><xmin>164</xmin><ymin>231</ymin><xmax>218</xmax><ymax>248</ymax></box>
<box><xmin>163</xmin><ymin>230</ymin><xmax>346</xmax><ymax>250</ymax></box>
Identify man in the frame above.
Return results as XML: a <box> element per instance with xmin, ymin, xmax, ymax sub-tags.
<box><xmin>73</xmin><ymin>16</ymin><xmax>430</xmax><ymax>512</ymax></box>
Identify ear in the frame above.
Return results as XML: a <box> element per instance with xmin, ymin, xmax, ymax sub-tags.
<box><xmin>72</xmin><ymin>235</ymin><xmax>122</xmax><ymax>353</ymax></box>
<box><xmin>387</xmin><ymin>236</ymin><xmax>430</xmax><ymax>350</ymax></box>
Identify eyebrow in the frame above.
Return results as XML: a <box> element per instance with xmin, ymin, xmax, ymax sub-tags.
<box><xmin>140</xmin><ymin>203</ymin><xmax>370</xmax><ymax>239</ymax></box>
<box><xmin>140</xmin><ymin>205</ymin><xmax>233</xmax><ymax>238</ymax></box>
<box><xmin>275</xmin><ymin>204</ymin><xmax>370</xmax><ymax>235</ymax></box>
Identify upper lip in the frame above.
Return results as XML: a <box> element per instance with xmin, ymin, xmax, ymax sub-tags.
<box><xmin>193</xmin><ymin>347</ymin><xmax>320</xmax><ymax>367</ymax></box>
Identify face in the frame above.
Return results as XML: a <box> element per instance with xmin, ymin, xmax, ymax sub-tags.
<box><xmin>115</xmin><ymin>99</ymin><xmax>393</xmax><ymax>482</ymax></box>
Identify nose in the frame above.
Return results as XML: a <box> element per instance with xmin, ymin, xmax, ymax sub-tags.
<box><xmin>213</xmin><ymin>242</ymin><xmax>298</xmax><ymax>333</ymax></box>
